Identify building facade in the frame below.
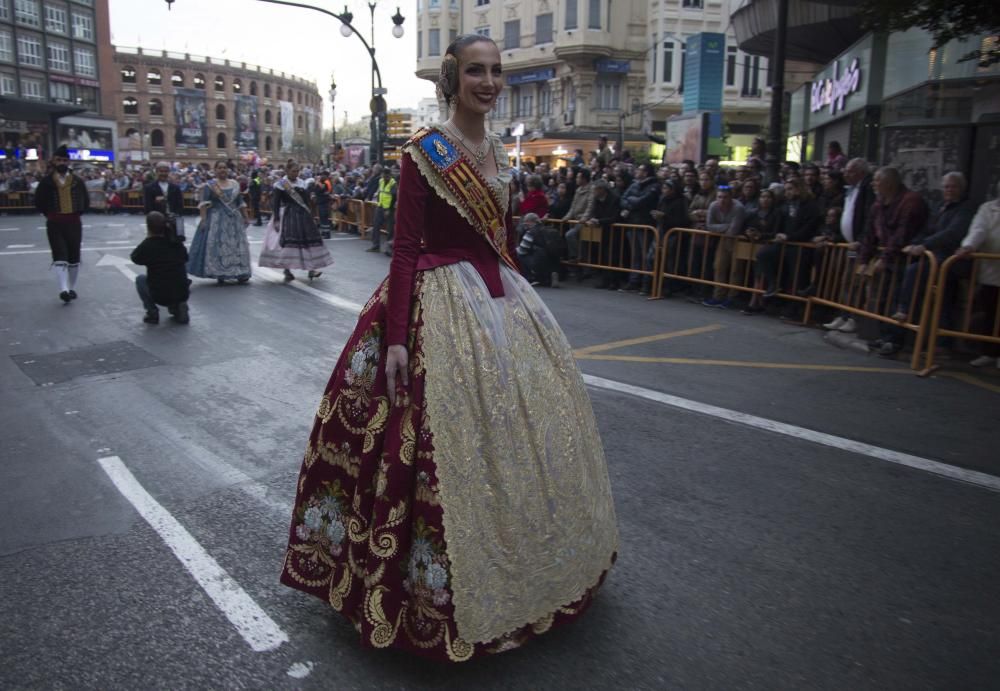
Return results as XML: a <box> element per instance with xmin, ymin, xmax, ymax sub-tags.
<box><xmin>109</xmin><ymin>46</ymin><xmax>322</xmax><ymax>164</ymax></box>
<box><xmin>0</xmin><ymin>0</ymin><xmax>114</xmax><ymax>163</ymax></box>
<box><xmin>414</xmin><ymin>0</ymin><xmax>650</xmax><ymax>164</ymax></box>
<box><xmin>645</xmin><ymin>0</ymin><xmax>773</xmax><ymax>161</ymax></box>
<box><xmin>411</xmin><ymin>0</ymin><xmax>788</xmax><ymax>164</ymax></box>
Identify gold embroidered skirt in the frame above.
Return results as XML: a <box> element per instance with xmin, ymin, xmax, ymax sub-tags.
<box><xmin>281</xmin><ymin>261</ymin><xmax>619</xmax><ymax>661</ymax></box>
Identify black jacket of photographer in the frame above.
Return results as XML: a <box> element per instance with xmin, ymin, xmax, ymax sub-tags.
<box><xmin>131</xmin><ymin>237</ymin><xmax>190</xmax><ymax>306</ymax></box>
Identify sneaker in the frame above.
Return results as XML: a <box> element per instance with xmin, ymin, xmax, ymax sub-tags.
<box><xmin>970</xmin><ymin>355</ymin><xmax>997</xmax><ymax>368</ymax></box>
<box><xmin>143</xmin><ymin>309</ymin><xmax>159</xmax><ymax>324</ymax></box>
<box><xmin>837</xmin><ymin>318</ymin><xmax>857</xmax><ymax>333</ymax></box>
<box><xmin>717</xmin><ymin>299</ymin><xmax>733</xmax><ymax>310</ymax></box>
<box><xmin>877</xmin><ymin>342</ymin><xmax>901</xmax><ymax>358</ymax></box>
<box><xmin>823</xmin><ymin>316</ymin><xmax>847</xmax><ymax>331</ymax></box>
<box><xmin>702</xmin><ymin>298</ymin><xmax>723</xmax><ymax>307</ymax></box>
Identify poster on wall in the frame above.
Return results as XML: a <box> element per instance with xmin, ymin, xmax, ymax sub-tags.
<box><xmin>58</xmin><ymin>124</ymin><xmax>114</xmax><ymax>152</ymax></box>
<box><xmin>279</xmin><ymin>100</ymin><xmax>294</xmax><ymax>152</ymax></box>
<box><xmin>234</xmin><ymin>95</ymin><xmax>259</xmax><ymax>150</ymax></box>
<box><xmin>665</xmin><ymin>113</ymin><xmax>707</xmax><ymax>165</ymax></box>
<box><xmin>174</xmin><ymin>88</ymin><xmax>208</xmax><ymax>148</ymax></box>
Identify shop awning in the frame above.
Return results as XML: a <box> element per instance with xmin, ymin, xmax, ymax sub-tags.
<box><xmin>0</xmin><ymin>97</ymin><xmax>87</xmax><ymax>122</ymax></box>
<box><xmin>731</xmin><ymin>0</ymin><xmax>865</xmax><ymax>64</ymax></box>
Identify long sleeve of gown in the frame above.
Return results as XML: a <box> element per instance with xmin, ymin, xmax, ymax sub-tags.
<box><xmin>386</xmin><ymin>153</ymin><xmax>429</xmax><ymax>346</ymax></box>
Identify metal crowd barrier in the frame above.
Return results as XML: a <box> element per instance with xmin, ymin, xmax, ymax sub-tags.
<box><xmin>804</xmin><ymin>243</ymin><xmax>938</xmax><ymax>371</ymax></box>
<box><xmin>655</xmin><ymin>227</ymin><xmax>815</xmax><ymax>310</ymax></box>
<box><xmin>0</xmin><ymin>191</ymin><xmax>35</xmax><ymax>213</ymax></box>
<box><xmin>920</xmin><ymin>252</ymin><xmax>1000</xmax><ymax>374</ymax></box>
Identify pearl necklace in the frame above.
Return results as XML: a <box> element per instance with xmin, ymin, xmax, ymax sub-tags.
<box><xmin>444</xmin><ymin>122</ymin><xmax>490</xmax><ymax>166</ymax></box>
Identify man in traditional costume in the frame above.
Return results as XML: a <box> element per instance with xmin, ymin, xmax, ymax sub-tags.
<box><xmin>34</xmin><ymin>145</ymin><xmax>89</xmax><ymax>303</ymax></box>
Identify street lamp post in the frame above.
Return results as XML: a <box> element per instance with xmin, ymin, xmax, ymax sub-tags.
<box><xmin>164</xmin><ymin>0</ymin><xmax>405</xmax><ymax>165</ymax></box>
<box><xmin>329</xmin><ymin>78</ymin><xmax>337</xmax><ymax>167</ymax></box>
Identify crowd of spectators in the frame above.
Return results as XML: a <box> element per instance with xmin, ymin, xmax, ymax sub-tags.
<box><xmin>506</xmin><ymin>135</ymin><xmax>999</xmax><ymax>364</ymax></box>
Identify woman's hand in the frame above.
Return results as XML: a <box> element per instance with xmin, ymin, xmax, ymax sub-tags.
<box><xmin>385</xmin><ymin>345</ymin><xmax>409</xmax><ymax>407</ymax></box>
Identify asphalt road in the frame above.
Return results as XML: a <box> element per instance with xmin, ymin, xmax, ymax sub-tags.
<box><xmin>1</xmin><ymin>212</ymin><xmax>998</xmax><ymax>690</ymax></box>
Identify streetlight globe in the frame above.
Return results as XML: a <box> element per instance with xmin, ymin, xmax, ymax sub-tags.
<box><xmin>340</xmin><ymin>23</ymin><xmax>352</xmax><ymax>38</ymax></box>
<box><xmin>392</xmin><ymin>24</ymin><xmax>404</xmax><ymax>39</ymax></box>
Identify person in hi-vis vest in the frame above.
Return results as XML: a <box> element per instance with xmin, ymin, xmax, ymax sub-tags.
<box><xmin>366</xmin><ymin>167</ymin><xmax>397</xmax><ymax>254</ymax></box>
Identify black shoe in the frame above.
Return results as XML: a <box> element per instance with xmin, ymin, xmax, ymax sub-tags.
<box><xmin>364</xmin><ymin>246</ymin><xmax>381</xmax><ymax>253</ymax></box>
<box><xmin>283</xmin><ymin>269</ymin><xmax>295</xmax><ymax>282</ymax></box>
<box><xmin>143</xmin><ymin>309</ymin><xmax>159</xmax><ymax>324</ymax></box>
<box><xmin>171</xmin><ymin>303</ymin><xmax>189</xmax><ymax>324</ymax></box>
<box><xmin>59</xmin><ymin>291</ymin><xmax>72</xmax><ymax>303</ymax></box>
<box><xmin>307</xmin><ymin>270</ymin><xmax>322</xmax><ymax>280</ymax></box>
<box><xmin>68</xmin><ymin>290</ymin><xmax>78</xmax><ymax>300</ymax></box>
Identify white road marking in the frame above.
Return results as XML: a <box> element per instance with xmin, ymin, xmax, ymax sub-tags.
<box><xmin>103</xmin><ymin>240</ymin><xmax>133</xmax><ymax>244</ymax></box>
<box><xmin>0</xmin><ymin>227</ymin><xmax>23</xmax><ymax>232</ymax></box>
<box><xmin>95</xmin><ymin>252</ymin><xmax>138</xmax><ymax>281</ymax></box>
<box><xmin>6</xmin><ymin>244</ymin><xmax>35</xmax><ymax>248</ymax></box>
<box><xmin>287</xmin><ymin>662</ymin><xmax>315</xmax><ymax>679</ymax></box>
<box><xmin>0</xmin><ymin>246</ymin><xmax>139</xmax><ymax>256</ymax></box>
<box><xmin>582</xmin><ymin>374</ymin><xmax>1000</xmax><ymax>493</ymax></box>
<box><xmin>254</xmin><ymin>266</ymin><xmax>364</xmax><ymax>312</ymax></box>
<box><xmin>97</xmin><ymin>455</ymin><xmax>289</xmax><ymax>652</ymax></box>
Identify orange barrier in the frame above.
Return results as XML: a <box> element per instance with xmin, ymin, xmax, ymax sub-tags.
<box><xmin>0</xmin><ymin>191</ymin><xmax>35</xmax><ymax>212</ymax></box>
<box><xmin>921</xmin><ymin>252</ymin><xmax>1000</xmax><ymax>374</ymax></box>
<box><xmin>804</xmin><ymin>243</ymin><xmax>938</xmax><ymax>370</ymax></box>
<box><xmin>655</xmin><ymin>227</ymin><xmax>816</xmax><ymax>311</ymax></box>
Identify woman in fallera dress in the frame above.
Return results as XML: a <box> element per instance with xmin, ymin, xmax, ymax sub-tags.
<box><xmin>186</xmin><ymin>161</ymin><xmax>252</xmax><ymax>284</ymax></box>
<box><xmin>258</xmin><ymin>159</ymin><xmax>333</xmax><ymax>281</ymax></box>
<box><xmin>280</xmin><ymin>35</ymin><xmax>619</xmax><ymax>662</ymax></box>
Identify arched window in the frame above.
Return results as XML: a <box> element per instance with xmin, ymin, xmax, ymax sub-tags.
<box><xmin>122</xmin><ymin>97</ymin><xmax>138</xmax><ymax>115</ymax></box>
<box><xmin>149</xmin><ymin>98</ymin><xmax>163</xmax><ymax>116</ymax></box>
<box><xmin>150</xmin><ymin>129</ymin><xmax>165</xmax><ymax>147</ymax></box>
<box><xmin>171</xmin><ymin>71</ymin><xmax>184</xmax><ymax>87</ymax></box>
<box><xmin>249</xmin><ymin>80</ymin><xmax>257</xmax><ymax>96</ymax></box>
<box><xmin>297</xmin><ymin>115</ymin><xmax>303</xmax><ymax>129</ymax></box>
<box><xmin>265</xmin><ymin>135</ymin><xmax>273</xmax><ymax>151</ymax></box>
<box><xmin>297</xmin><ymin>91</ymin><xmax>302</xmax><ymax>104</ymax></box>
<box><xmin>276</xmin><ymin>110</ymin><xmax>281</xmax><ymax>126</ymax></box>
<box><xmin>287</xmin><ymin>89</ymin><xmax>294</xmax><ymax>103</ymax></box>
<box><xmin>214</xmin><ymin>75</ymin><xmax>225</xmax><ymax>92</ymax></box>
<box><xmin>193</xmin><ymin>73</ymin><xmax>206</xmax><ymax>89</ymax></box>
<box><xmin>147</xmin><ymin>68</ymin><xmax>162</xmax><ymax>86</ymax></box>
<box><xmin>215</xmin><ymin>103</ymin><xmax>226</xmax><ymax>121</ymax></box>
<box><xmin>263</xmin><ymin>83</ymin><xmax>271</xmax><ymax>98</ymax></box>
<box><xmin>217</xmin><ymin>132</ymin><xmax>227</xmax><ymax>148</ymax></box>
<box><xmin>264</xmin><ymin>109</ymin><xmax>272</xmax><ymax>124</ymax></box>
<box><xmin>233</xmin><ymin>78</ymin><xmax>242</xmax><ymax>93</ymax></box>
<box><xmin>121</xmin><ymin>66</ymin><xmax>136</xmax><ymax>84</ymax></box>
<box><xmin>276</xmin><ymin>86</ymin><xmax>283</xmax><ymax>100</ymax></box>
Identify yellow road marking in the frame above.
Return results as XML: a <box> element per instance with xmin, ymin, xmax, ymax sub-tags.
<box><xmin>575</xmin><ymin>353</ymin><xmax>908</xmax><ymax>374</ymax></box>
<box><xmin>574</xmin><ymin>324</ymin><xmax>724</xmax><ymax>356</ymax></box>
<box><xmin>939</xmin><ymin>371</ymin><xmax>1000</xmax><ymax>394</ymax></box>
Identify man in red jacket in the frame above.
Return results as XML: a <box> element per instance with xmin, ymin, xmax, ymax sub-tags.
<box><xmin>857</xmin><ymin>166</ymin><xmax>929</xmax><ymax>357</ymax></box>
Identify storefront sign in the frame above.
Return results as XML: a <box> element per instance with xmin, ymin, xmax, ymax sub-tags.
<box><xmin>506</xmin><ymin>68</ymin><xmax>556</xmax><ymax>85</ymax></box>
<box><xmin>67</xmin><ymin>148</ymin><xmax>114</xmax><ymax>162</ymax></box>
<box><xmin>595</xmin><ymin>58</ymin><xmax>630</xmax><ymax>74</ymax></box>
<box><xmin>811</xmin><ymin>58</ymin><xmax>861</xmax><ymax>115</ymax></box>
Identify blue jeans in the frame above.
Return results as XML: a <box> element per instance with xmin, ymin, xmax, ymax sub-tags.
<box><xmin>135</xmin><ymin>274</ymin><xmax>157</xmax><ymax>312</ymax></box>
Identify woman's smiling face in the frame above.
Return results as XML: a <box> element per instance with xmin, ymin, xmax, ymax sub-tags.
<box><xmin>454</xmin><ymin>40</ymin><xmax>503</xmax><ymax>115</ymax></box>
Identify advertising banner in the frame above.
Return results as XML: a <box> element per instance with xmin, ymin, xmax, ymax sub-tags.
<box><xmin>235</xmin><ymin>94</ymin><xmax>259</xmax><ymax>150</ymax></box>
<box><xmin>57</xmin><ymin>124</ymin><xmax>115</xmax><ymax>161</ymax></box>
<box><xmin>279</xmin><ymin>100</ymin><xmax>294</xmax><ymax>152</ymax></box>
<box><xmin>665</xmin><ymin>113</ymin><xmax>707</xmax><ymax>165</ymax></box>
<box><xmin>682</xmin><ymin>32</ymin><xmax>725</xmax><ymax>114</ymax></box>
<box><xmin>174</xmin><ymin>87</ymin><xmax>208</xmax><ymax>148</ymax></box>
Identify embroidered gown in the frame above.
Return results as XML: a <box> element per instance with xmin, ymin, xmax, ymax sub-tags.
<box><xmin>280</xmin><ymin>127</ymin><xmax>619</xmax><ymax>662</ymax></box>
<box><xmin>258</xmin><ymin>177</ymin><xmax>334</xmax><ymax>271</ymax></box>
<box><xmin>186</xmin><ymin>181</ymin><xmax>252</xmax><ymax>281</ymax></box>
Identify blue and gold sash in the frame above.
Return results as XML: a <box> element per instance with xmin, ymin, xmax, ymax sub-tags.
<box><xmin>403</xmin><ymin>127</ymin><xmax>516</xmax><ymax>270</ymax></box>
